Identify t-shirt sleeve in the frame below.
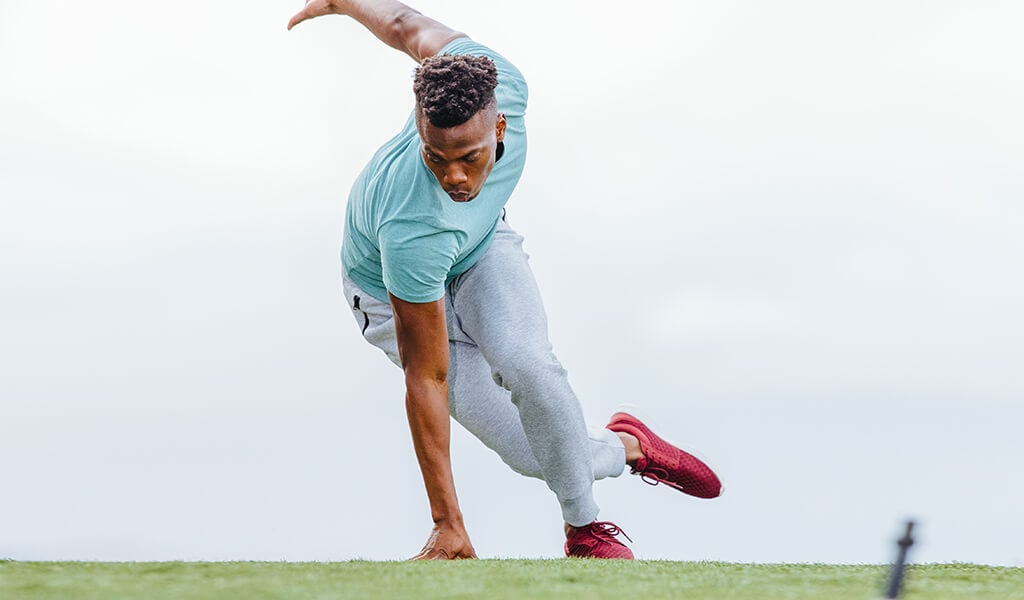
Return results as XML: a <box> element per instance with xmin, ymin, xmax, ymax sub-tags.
<box><xmin>379</xmin><ymin>223</ymin><xmax>459</xmax><ymax>303</ymax></box>
<box><xmin>438</xmin><ymin>37</ymin><xmax>528</xmax><ymax>118</ymax></box>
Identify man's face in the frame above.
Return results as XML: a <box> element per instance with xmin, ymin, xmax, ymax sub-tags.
<box><xmin>418</xmin><ymin>107</ymin><xmax>507</xmax><ymax>203</ymax></box>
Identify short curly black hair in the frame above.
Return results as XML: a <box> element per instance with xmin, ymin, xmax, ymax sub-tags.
<box><xmin>414</xmin><ymin>54</ymin><xmax>498</xmax><ymax>128</ymax></box>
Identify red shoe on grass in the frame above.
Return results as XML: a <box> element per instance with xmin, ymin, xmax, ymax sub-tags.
<box><xmin>607</xmin><ymin>411</ymin><xmax>723</xmax><ymax>499</ymax></box>
<box><xmin>564</xmin><ymin>521</ymin><xmax>634</xmax><ymax>559</ymax></box>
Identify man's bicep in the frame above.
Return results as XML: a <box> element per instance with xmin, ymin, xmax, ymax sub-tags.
<box><xmin>410</xmin><ymin>26</ymin><xmax>465</xmax><ymax>61</ymax></box>
<box><xmin>389</xmin><ymin>294</ymin><xmax>449</xmax><ymax>380</ymax></box>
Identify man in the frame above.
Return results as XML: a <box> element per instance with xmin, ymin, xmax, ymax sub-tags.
<box><xmin>288</xmin><ymin>0</ymin><xmax>723</xmax><ymax>560</ymax></box>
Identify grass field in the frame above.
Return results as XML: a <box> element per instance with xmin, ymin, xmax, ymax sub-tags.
<box><xmin>2</xmin><ymin>560</ymin><xmax>1022</xmax><ymax>599</ymax></box>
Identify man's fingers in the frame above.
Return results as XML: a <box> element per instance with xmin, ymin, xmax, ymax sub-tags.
<box><xmin>407</xmin><ymin>525</ymin><xmax>476</xmax><ymax>560</ymax></box>
<box><xmin>410</xmin><ymin>543</ymin><xmax>475</xmax><ymax>560</ymax></box>
<box><xmin>287</xmin><ymin>0</ymin><xmax>336</xmax><ymax>31</ymax></box>
<box><xmin>287</xmin><ymin>9</ymin><xmax>310</xmax><ymax>30</ymax></box>
<box><xmin>409</xmin><ymin>550</ymin><xmax>476</xmax><ymax>560</ymax></box>
<box><xmin>409</xmin><ymin>549</ymin><xmax>449</xmax><ymax>560</ymax></box>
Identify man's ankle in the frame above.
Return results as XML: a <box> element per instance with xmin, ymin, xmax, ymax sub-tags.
<box><xmin>615</xmin><ymin>431</ymin><xmax>644</xmax><ymax>467</ymax></box>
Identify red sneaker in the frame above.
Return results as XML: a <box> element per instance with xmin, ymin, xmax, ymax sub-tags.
<box><xmin>607</xmin><ymin>411</ymin><xmax>723</xmax><ymax>499</ymax></box>
<box><xmin>564</xmin><ymin>521</ymin><xmax>635</xmax><ymax>559</ymax></box>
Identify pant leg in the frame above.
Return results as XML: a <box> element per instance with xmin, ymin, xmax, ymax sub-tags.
<box><xmin>447</xmin><ymin>220</ymin><xmax>623</xmax><ymax>527</ymax></box>
<box><xmin>341</xmin><ymin>275</ymin><xmax>402</xmax><ymax>367</ymax></box>
<box><xmin>447</xmin><ymin>334</ymin><xmax>625</xmax><ymax>482</ymax></box>
<box><xmin>342</xmin><ymin>271</ymin><xmax>625</xmax><ymax>483</ymax></box>
<box><xmin>447</xmin><ymin>337</ymin><xmax>541</xmax><ymax>477</ymax></box>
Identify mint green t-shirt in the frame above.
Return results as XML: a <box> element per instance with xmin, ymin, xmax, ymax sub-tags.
<box><xmin>341</xmin><ymin>38</ymin><xmax>528</xmax><ymax>303</ymax></box>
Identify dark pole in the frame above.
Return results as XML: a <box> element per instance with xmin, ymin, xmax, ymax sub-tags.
<box><xmin>884</xmin><ymin>520</ymin><xmax>916</xmax><ymax>599</ymax></box>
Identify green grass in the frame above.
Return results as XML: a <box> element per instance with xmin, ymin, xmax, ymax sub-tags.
<box><xmin>1</xmin><ymin>560</ymin><xmax>1021</xmax><ymax>599</ymax></box>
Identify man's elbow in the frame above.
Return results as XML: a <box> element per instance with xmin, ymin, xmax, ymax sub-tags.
<box><xmin>386</xmin><ymin>8</ymin><xmax>423</xmax><ymax>57</ymax></box>
<box><xmin>404</xmin><ymin>366</ymin><xmax>448</xmax><ymax>390</ymax></box>
<box><xmin>387</xmin><ymin>8</ymin><xmax>459</xmax><ymax>62</ymax></box>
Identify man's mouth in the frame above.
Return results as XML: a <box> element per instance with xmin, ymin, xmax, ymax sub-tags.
<box><xmin>448</xmin><ymin>191</ymin><xmax>472</xmax><ymax>202</ymax></box>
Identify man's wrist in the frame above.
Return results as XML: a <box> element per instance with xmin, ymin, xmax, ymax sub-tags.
<box><xmin>432</xmin><ymin>511</ymin><xmax>464</xmax><ymax>526</ymax></box>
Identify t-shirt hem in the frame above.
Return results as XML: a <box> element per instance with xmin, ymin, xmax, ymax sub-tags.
<box><xmin>386</xmin><ymin>288</ymin><xmax>445</xmax><ymax>304</ymax></box>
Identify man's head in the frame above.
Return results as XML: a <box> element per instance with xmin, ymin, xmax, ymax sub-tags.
<box><xmin>414</xmin><ymin>54</ymin><xmax>506</xmax><ymax>202</ymax></box>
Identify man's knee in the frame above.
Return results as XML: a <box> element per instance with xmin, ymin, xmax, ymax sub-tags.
<box><xmin>490</xmin><ymin>348</ymin><xmax>567</xmax><ymax>396</ymax></box>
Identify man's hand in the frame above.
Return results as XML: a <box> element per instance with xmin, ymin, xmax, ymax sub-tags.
<box><xmin>410</xmin><ymin>518</ymin><xmax>477</xmax><ymax>560</ymax></box>
<box><xmin>287</xmin><ymin>0</ymin><xmax>346</xmax><ymax>31</ymax></box>
<box><xmin>286</xmin><ymin>0</ymin><xmax>462</xmax><ymax>62</ymax></box>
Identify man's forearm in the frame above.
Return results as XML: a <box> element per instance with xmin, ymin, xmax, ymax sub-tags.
<box><xmin>405</xmin><ymin>375</ymin><xmax>462</xmax><ymax>522</ymax></box>
<box><xmin>336</xmin><ymin>0</ymin><xmax>461</xmax><ymax>62</ymax></box>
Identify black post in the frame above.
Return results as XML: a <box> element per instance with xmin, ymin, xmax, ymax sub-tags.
<box><xmin>884</xmin><ymin>520</ymin><xmax>916</xmax><ymax>599</ymax></box>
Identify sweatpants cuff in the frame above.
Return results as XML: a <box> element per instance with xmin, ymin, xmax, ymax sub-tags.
<box><xmin>591</xmin><ymin>426</ymin><xmax>628</xmax><ymax>480</ymax></box>
<box><xmin>561</xmin><ymin>493</ymin><xmax>600</xmax><ymax>528</ymax></box>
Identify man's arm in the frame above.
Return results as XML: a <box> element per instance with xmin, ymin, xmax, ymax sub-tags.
<box><xmin>388</xmin><ymin>293</ymin><xmax>476</xmax><ymax>560</ymax></box>
<box><xmin>287</xmin><ymin>0</ymin><xmax>464</xmax><ymax>62</ymax></box>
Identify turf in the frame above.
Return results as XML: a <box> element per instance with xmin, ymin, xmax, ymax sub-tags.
<box><xmin>1</xmin><ymin>560</ymin><xmax>1021</xmax><ymax>599</ymax></box>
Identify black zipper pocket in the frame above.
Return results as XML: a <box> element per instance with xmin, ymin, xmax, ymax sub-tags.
<box><xmin>353</xmin><ymin>295</ymin><xmax>370</xmax><ymax>334</ymax></box>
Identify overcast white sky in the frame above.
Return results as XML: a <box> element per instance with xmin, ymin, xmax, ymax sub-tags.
<box><xmin>2</xmin><ymin>1</ymin><xmax>1023</xmax><ymax>565</ymax></box>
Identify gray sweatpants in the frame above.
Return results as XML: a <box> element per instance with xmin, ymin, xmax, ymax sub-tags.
<box><xmin>341</xmin><ymin>217</ymin><xmax>625</xmax><ymax>527</ymax></box>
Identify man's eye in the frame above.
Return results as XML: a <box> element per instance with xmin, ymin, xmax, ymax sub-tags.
<box><xmin>464</xmin><ymin>154</ymin><xmax>480</xmax><ymax>163</ymax></box>
<box><xmin>427</xmin><ymin>154</ymin><xmax>442</xmax><ymax>163</ymax></box>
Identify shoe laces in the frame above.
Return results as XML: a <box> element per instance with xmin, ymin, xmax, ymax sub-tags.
<box><xmin>587</xmin><ymin>521</ymin><xmax>633</xmax><ymax>544</ymax></box>
<box><xmin>632</xmin><ymin>464</ymin><xmax>669</xmax><ymax>487</ymax></box>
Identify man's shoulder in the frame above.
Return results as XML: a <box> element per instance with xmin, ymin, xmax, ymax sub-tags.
<box><xmin>439</xmin><ymin>37</ymin><xmax>525</xmax><ymax>80</ymax></box>
<box><xmin>439</xmin><ymin>38</ymin><xmax>528</xmax><ymax>116</ymax></box>
<box><xmin>357</xmin><ymin>118</ymin><xmax>429</xmax><ymax>200</ymax></box>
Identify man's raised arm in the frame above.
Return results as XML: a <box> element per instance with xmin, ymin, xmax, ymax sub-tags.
<box><xmin>287</xmin><ymin>0</ymin><xmax>464</xmax><ymax>62</ymax></box>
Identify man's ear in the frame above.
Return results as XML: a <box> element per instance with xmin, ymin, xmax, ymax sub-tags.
<box><xmin>496</xmin><ymin>113</ymin><xmax>507</xmax><ymax>142</ymax></box>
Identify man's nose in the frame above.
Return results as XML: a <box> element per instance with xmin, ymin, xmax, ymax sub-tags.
<box><xmin>444</xmin><ymin>165</ymin><xmax>468</xmax><ymax>186</ymax></box>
